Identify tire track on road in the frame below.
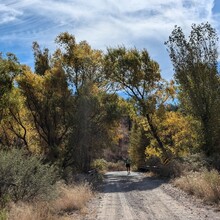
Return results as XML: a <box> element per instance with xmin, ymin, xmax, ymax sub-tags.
<box><xmin>93</xmin><ymin>171</ymin><xmax>220</xmax><ymax>220</ymax></box>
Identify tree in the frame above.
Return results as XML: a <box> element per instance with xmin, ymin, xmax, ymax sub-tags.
<box><xmin>165</xmin><ymin>23</ymin><xmax>220</xmax><ymax>155</ymax></box>
<box><xmin>145</xmin><ymin>111</ymin><xmax>200</xmax><ymax>161</ymax></box>
<box><xmin>0</xmin><ymin>88</ymin><xmax>30</xmax><ymax>149</ymax></box>
<box><xmin>0</xmin><ymin>53</ymin><xmax>21</xmax><ymax>119</ymax></box>
<box><xmin>129</xmin><ymin>121</ymin><xmax>150</xmax><ymax>169</ymax></box>
<box><xmin>64</xmin><ymin>83</ymin><xmax>124</xmax><ymax>172</ymax></box>
<box><xmin>18</xmin><ymin>66</ymin><xmax>73</xmax><ymax>162</ymax></box>
<box><xmin>32</xmin><ymin>42</ymin><xmax>50</xmax><ymax>75</ymax></box>
<box><xmin>55</xmin><ymin>32</ymin><xmax>105</xmax><ymax>94</ymax></box>
<box><xmin>104</xmin><ymin>47</ymin><xmax>174</xmax><ymax>157</ymax></box>
<box><xmin>0</xmin><ymin>53</ymin><xmax>31</xmax><ymax>149</ymax></box>
<box><xmin>53</xmin><ymin>33</ymin><xmax>125</xmax><ymax>171</ymax></box>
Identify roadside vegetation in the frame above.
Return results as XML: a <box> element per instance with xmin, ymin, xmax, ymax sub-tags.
<box><xmin>174</xmin><ymin>169</ymin><xmax>220</xmax><ymax>203</ymax></box>
<box><xmin>6</xmin><ymin>182</ymin><xmax>93</xmax><ymax>220</ymax></box>
<box><xmin>0</xmin><ymin>21</ymin><xmax>220</xmax><ymax>218</ymax></box>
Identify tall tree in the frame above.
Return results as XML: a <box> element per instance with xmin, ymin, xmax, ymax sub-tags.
<box><xmin>54</xmin><ymin>33</ymin><xmax>124</xmax><ymax>171</ymax></box>
<box><xmin>55</xmin><ymin>32</ymin><xmax>105</xmax><ymax>94</ymax></box>
<box><xmin>104</xmin><ymin>47</ymin><xmax>174</xmax><ymax>157</ymax></box>
<box><xmin>165</xmin><ymin>23</ymin><xmax>220</xmax><ymax>155</ymax></box>
<box><xmin>63</xmin><ymin>82</ymin><xmax>124</xmax><ymax>172</ymax></box>
<box><xmin>18</xmin><ymin>66</ymin><xmax>73</xmax><ymax>161</ymax></box>
<box><xmin>0</xmin><ymin>53</ymin><xmax>29</xmax><ymax>149</ymax></box>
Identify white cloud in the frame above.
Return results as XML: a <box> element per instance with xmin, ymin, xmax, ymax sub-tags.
<box><xmin>0</xmin><ymin>3</ymin><xmax>22</xmax><ymax>24</ymax></box>
<box><xmin>0</xmin><ymin>0</ymin><xmax>217</xmax><ymax>79</ymax></box>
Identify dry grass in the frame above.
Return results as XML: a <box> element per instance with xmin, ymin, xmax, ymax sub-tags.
<box><xmin>53</xmin><ymin>182</ymin><xmax>93</xmax><ymax>213</ymax></box>
<box><xmin>174</xmin><ymin>169</ymin><xmax>220</xmax><ymax>203</ymax></box>
<box><xmin>7</xmin><ymin>182</ymin><xmax>94</xmax><ymax>220</ymax></box>
<box><xmin>7</xmin><ymin>202</ymin><xmax>55</xmax><ymax>220</ymax></box>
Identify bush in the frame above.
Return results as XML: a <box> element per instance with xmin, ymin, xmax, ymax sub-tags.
<box><xmin>0</xmin><ymin>149</ymin><xmax>58</xmax><ymax>204</ymax></box>
<box><xmin>7</xmin><ymin>182</ymin><xmax>94</xmax><ymax>220</ymax></box>
<box><xmin>157</xmin><ymin>160</ymin><xmax>182</xmax><ymax>178</ymax></box>
<box><xmin>91</xmin><ymin>159</ymin><xmax>108</xmax><ymax>171</ymax></box>
<box><xmin>106</xmin><ymin>161</ymin><xmax>125</xmax><ymax>171</ymax></box>
<box><xmin>91</xmin><ymin>159</ymin><xmax>126</xmax><ymax>172</ymax></box>
<box><xmin>0</xmin><ymin>209</ymin><xmax>7</xmax><ymax>220</ymax></box>
<box><xmin>174</xmin><ymin>169</ymin><xmax>220</xmax><ymax>203</ymax></box>
<box><xmin>148</xmin><ymin>154</ymin><xmax>209</xmax><ymax>178</ymax></box>
<box><xmin>181</xmin><ymin>153</ymin><xmax>210</xmax><ymax>172</ymax></box>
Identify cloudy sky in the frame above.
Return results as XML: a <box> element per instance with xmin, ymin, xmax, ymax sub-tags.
<box><xmin>0</xmin><ymin>0</ymin><xmax>220</xmax><ymax>80</ymax></box>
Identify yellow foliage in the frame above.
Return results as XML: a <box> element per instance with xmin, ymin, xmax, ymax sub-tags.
<box><xmin>145</xmin><ymin>146</ymin><xmax>162</xmax><ymax>158</ymax></box>
<box><xmin>146</xmin><ymin>111</ymin><xmax>200</xmax><ymax>161</ymax></box>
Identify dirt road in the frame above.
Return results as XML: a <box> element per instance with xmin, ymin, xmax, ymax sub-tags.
<box><xmin>86</xmin><ymin>171</ymin><xmax>220</xmax><ymax>220</ymax></box>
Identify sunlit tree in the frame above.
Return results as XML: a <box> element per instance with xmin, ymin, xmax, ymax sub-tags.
<box><xmin>104</xmin><ymin>47</ymin><xmax>175</xmax><ymax>158</ymax></box>
<box><xmin>18</xmin><ymin>66</ymin><xmax>73</xmax><ymax>161</ymax></box>
<box><xmin>165</xmin><ymin>23</ymin><xmax>220</xmax><ymax>155</ymax></box>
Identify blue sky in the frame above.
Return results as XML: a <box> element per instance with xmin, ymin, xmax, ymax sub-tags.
<box><xmin>0</xmin><ymin>0</ymin><xmax>220</xmax><ymax>80</ymax></box>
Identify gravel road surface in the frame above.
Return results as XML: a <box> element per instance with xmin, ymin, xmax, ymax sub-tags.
<box><xmin>86</xmin><ymin>171</ymin><xmax>220</xmax><ymax>220</ymax></box>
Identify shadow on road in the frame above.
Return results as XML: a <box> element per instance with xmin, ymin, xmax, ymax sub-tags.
<box><xmin>100</xmin><ymin>171</ymin><xmax>167</xmax><ymax>193</ymax></box>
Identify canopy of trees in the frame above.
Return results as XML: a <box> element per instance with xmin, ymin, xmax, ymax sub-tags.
<box><xmin>165</xmin><ymin>23</ymin><xmax>220</xmax><ymax>156</ymax></box>
<box><xmin>0</xmin><ymin>22</ymin><xmax>219</xmax><ymax>175</ymax></box>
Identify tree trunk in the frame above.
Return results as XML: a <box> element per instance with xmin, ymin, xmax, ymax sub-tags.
<box><xmin>145</xmin><ymin>113</ymin><xmax>169</xmax><ymax>158</ymax></box>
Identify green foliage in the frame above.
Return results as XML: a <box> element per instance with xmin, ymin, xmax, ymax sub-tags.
<box><xmin>91</xmin><ymin>159</ymin><xmax>108</xmax><ymax>171</ymax></box>
<box><xmin>0</xmin><ymin>209</ymin><xmax>7</xmax><ymax>220</ymax></box>
<box><xmin>3</xmin><ymin>29</ymin><xmax>219</xmax><ymax>181</ymax></box>
<box><xmin>0</xmin><ymin>53</ymin><xmax>20</xmax><ymax>98</ymax></box>
<box><xmin>106</xmin><ymin>161</ymin><xmax>125</xmax><ymax>171</ymax></box>
<box><xmin>104</xmin><ymin>47</ymin><xmax>162</xmax><ymax>105</ymax></box>
<box><xmin>65</xmin><ymin>84</ymin><xmax>124</xmax><ymax>172</ymax></box>
<box><xmin>165</xmin><ymin>22</ymin><xmax>220</xmax><ymax>156</ymax></box>
<box><xmin>0</xmin><ymin>149</ymin><xmax>58</xmax><ymax>204</ymax></box>
<box><xmin>32</xmin><ymin>42</ymin><xmax>50</xmax><ymax>75</ymax></box>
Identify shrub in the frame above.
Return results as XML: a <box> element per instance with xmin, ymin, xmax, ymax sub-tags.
<box><xmin>0</xmin><ymin>209</ymin><xmax>7</xmax><ymax>220</ymax></box>
<box><xmin>148</xmin><ymin>154</ymin><xmax>209</xmax><ymax>178</ymax></box>
<box><xmin>7</xmin><ymin>182</ymin><xmax>94</xmax><ymax>220</ymax></box>
<box><xmin>157</xmin><ymin>160</ymin><xmax>182</xmax><ymax>178</ymax></box>
<box><xmin>106</xmin><ymin>161</ymin><xmax>125</xmax><ymax>171</ymax></box>
<box><xmin>181</xmin><ymin>153</ymin><xmax>210</xmax><ymax>172</ymax></box>
<box><xmin>92</xmin><ymin>159</ymin><xmax>126</xmax><ymax>172</ymax></box>
<box><xmin>91</xmin><ymin>159</ymin><xmax>108</xmax><ymax>171</ymax></box>
<box><xmin>0</xmin><ymin>149</ymin><xmax>58</xmax><ymax>204</ymax></box>
<box><xmin>174</xmin><ymin>169</ymin><xmax>220</xmax><ymax>203</ymax></box>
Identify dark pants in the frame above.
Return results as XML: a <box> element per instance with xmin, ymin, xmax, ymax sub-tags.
<box><xmin>126</xmin><ymin>164</ymin><xmax>130</xmax><ymax>172</ymax></box>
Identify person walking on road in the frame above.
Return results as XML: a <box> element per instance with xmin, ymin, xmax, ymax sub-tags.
<box><xmin>125</xmin><ymin>158</ymin><xmax>131</xmax><ymax>175</ymax></box>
